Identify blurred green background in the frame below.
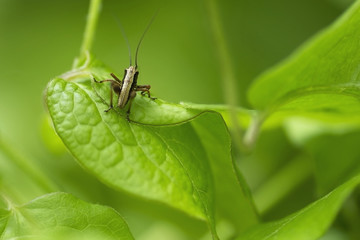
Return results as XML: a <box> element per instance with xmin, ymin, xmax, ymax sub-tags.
<box><xmin>0</xmin><ymin>0</ymin><xmax>356</xmax><ymax>239</ymax></box>
<box><xmin>0</xmin><ymin>0</ymin><xmax>352</xmax><ymax>156</ymax></box>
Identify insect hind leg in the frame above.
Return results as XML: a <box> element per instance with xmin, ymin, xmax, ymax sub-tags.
<box><xmin>136</xmin><ymin>85</ymin><xmax>156</xmax><ymax>100</ymax></box>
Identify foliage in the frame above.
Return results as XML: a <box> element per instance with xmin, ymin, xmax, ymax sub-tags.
<box><xmin>1</xmin><ymin>0</ymin><xmax>360</xmax><ymax>239</ymax></box>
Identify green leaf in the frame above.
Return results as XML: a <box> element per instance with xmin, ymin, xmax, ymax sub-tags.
<box><xmin>40</xmin><ymin>114</ymin><xmax>66</xmax><ymax>155</ymax></box>
<box><xmin>0</xmin><ymin>137</ymin><xmax>57</xmax><ymax>203</ymax></box>
<box><xmin>45</xmin><ymin>54</ymin><xmax>259</xmax><ymax>238</ymax></box>
<box><xmin>236</xmin><ymin>174</ymin><xmax>360</xmax><ymax>240</ymax></box>
<box><xmin>305</xmin><ymin>130</ymin><xmax>360</xmax><ymax>194</ymax></box>
<box><xmin>245</xmin><ymin>0</ymin><xmax>360</xmax><ymax>210</ymax></box>
<box><xmin>0</xmin><ymin>192</ymin><xmax>134</xmax><ymax>239</ymax></box>
<box><xmin>190</xmin><ymin>112</ymin><xmax>258</xmax><ymax>234</ymax></box>
<box><xmin>45</xmin><ymin>57</ymin><xmax>221</xmax><ymax>237</ymax></box>
<box><xmin>46</xmin><ymin>76</ymin><xmax>214</xmax><ymax>219</ymax></box>
<box><xmin>248</xmin><ymin>0</ymin><xmax>360</xmax><ymax>127</ymax></box>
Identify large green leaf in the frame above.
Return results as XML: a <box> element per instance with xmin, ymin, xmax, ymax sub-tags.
<box><xmin>236</xmin><ymin>174</ymin><xmax>360</xmax><ymax>240</ymax></box>
<box><xmin>46</xmin><ymin>76</ymin><xmax>215</xmax><ymax>226</ymax></box>
<box><xmin>0</xmin><ymin>192</ymin><xmax>133</xmax><ymax>239</ymax></box>
<box><xmin>248</xmin><ymin>0</ymin><xmax>360</xmax><ymax>127</ymax></box>
<box><xmin>45</xmin><ymin>55</ymin><xmax>258</xmax><ymax>238</ymax></box>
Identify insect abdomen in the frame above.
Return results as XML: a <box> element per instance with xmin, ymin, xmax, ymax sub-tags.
<box><xmin>117</xmin><ymin>66</ymin><xmax>135</xmax><ymax>108</ymax></box>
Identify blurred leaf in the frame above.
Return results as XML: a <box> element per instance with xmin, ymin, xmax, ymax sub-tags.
<box><xmin>0</xmin><ymin>137</ymin><xmax>56</xmax><ymax>203</ymax></box>
<box><xmin>305</xmin><ymin>130</ymin><xmax>360</xmax><ymax>194</ymax></box>
<box><xmin>236</xmin><ymin>174</ymin><xmax>360</xmax><ymax>240</ymax></box>
<box><xmin>190</xmin><ymin>113</ymin><xmax>258</xmax><ymax>234</ymax></box>
<box><xmin>246</xmin><ymin>0</ymin><xmax>360</xmax><ymax>209</ymax></box>
<box><xmin>248</xmin><ymin>0</ymin><xmax>360</xmax><ymax>128</ymax></box>
<box><xmin>282</xmin><ymin>116</ymin><xmax>357</xmax><ymax>147</ymax></box>
<box><xmin>327</xmin><ymin>0</ymin><xmax>354</xmax><ymax>9</ymax></box>
<box><xmin>319</xmin><ymin>228</ymin><xmax>349</xmax><ymax>240</ymax></box>
<box><xmin>240</xmin><ymin>128</ymin><xmax>299</xmax><ymax>191</ymax></box>
<box><xmin>40</xmin><ymin>114</ymin><xmax>67</xmax><ymax>155</ymax></box>
<box><xmin>0</xmin><ymin>192</ymin><xmax>134</xmax><ymax>239</ymax></box>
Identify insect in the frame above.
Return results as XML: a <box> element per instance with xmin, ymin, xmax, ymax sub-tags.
<box><xmin>94</xmin><ymin>15</ymin><xmax>156</xmax><ymax>119</ymax></box>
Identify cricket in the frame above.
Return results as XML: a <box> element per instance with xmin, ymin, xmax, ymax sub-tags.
<box><xmin>94</xmin><ymin>15</ymin><xmax>156</xmax><ymax>119</ymax></box>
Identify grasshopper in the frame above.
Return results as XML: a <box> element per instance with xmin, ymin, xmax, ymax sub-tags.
<box><xmin>94</xmin><ymin>16</ymin><xmax>156</xmax><ymax>119</ymax></box>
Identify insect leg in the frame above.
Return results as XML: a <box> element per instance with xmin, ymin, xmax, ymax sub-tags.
<box><xmin>93</xmin><ymin>78</ymin><xmax>122</xmax><ymax>112</ymax></box>
<box><xmin>104</xmin><ymin>85</ymin><xmax>114</xmax><ymax>112</ymax></box>
<box><xmin>111</xmin><ymin>72</ymin><xmax>123</xmax><ymax>83</ymax></box>
<box><xmin>125</xmin><ymin>90</ymin><xmax>137</xmax><ymax>121</ymax></box>
<box><xmin>93</xmin><ymin>78</ymin><xmax>118</xmax><ymax>84</ymax></box>
<box><xmin>136</xmin><ymin>85</ymin><xmax>156</xmax><ymax>100</ymax></box>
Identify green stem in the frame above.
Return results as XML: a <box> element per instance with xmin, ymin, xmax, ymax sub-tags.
<box><xmin>0</xmin><ymin>185</ymin><xmax>20</xmax><ymax>208</ymax></box>
<box><xmin>75</xmin><ymin>0</ymin><xmax>102</xmax><ymax>68</ymax></box>
<box><xmin>206</xmin><ymin>0</ymin><xmax>260</xmax><ymax>220</ymax></box>
<box><xmin>0</xmin><ymin>138</ymin><xmax>58</xmax><ymax>195</ymax></box>
<box><xmin>243</xmin><ymin>112</ymin><xmax>266</xmax><ymax>150</ymax></box>
<box><xmin>0</xmin><ymin>191</ymin><xmax>13</xmax><ymax>209</ymax></box>
<box><xmin>206</xmin><ymin>0</ymin><xmax>244</xmax><ymax>151</ymax></box>
<box><xmin>253</xmin><ymin>155</ymin><xmax>312</xmax><ymax>214</ymax></box>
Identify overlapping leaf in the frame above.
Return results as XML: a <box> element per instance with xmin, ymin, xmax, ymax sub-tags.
<box><xmin>248</xmin><ymin>0</ymin><xmax>360</xmax><ymax>128</ymax></box>
<box><xmin>236</xmin><ymin>175</ymin><xmax>360</xmax><ymax>240</ymax></box>
<box><xmin>246</xmin><ymin>0</ymin><xmax>360</xmax><ymax>207</ymax></box>
<box><xmin>0</xmin><ymin>192</ymin><xmax>134</xmax><ymax>239</ymax></box>
<box><xmin>239</xmin><ymin>1</ymin><xmax>360</xmax><ymax>238</ymax></box>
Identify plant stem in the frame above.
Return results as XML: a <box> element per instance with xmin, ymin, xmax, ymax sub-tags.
<box><xmin>205</xmin><ymin>0</ymin><xmax>244</xmax><ymax>151</ymax></box>
<box><xmin>253</xmin><ymin>155</ymin><xmax>312</xmax><ymax>214</ymax></box>
<box><xmin>0</xmin><ymin>138</ymin><xmax>58</xmax><ymax>195</ymax></box>
<box><xmin>206</xmin><ymin>0</ymin><xmax>260</xmax><ymax>220</ymax></box>
<box><xmin>76</xmin><ymin>0</ymin><xmax>102</xmax><ymax>68</ymax></box>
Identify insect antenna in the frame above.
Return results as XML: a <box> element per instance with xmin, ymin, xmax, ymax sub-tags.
<box><xmin>113</xmin><ymin>15</ymin><xmax>133</xmax><ymax>66</ymax></box>
<box><xmin>135</xmin><ymin>11</ymin><xmax>158</xmax><ymax>68</ymax></box>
